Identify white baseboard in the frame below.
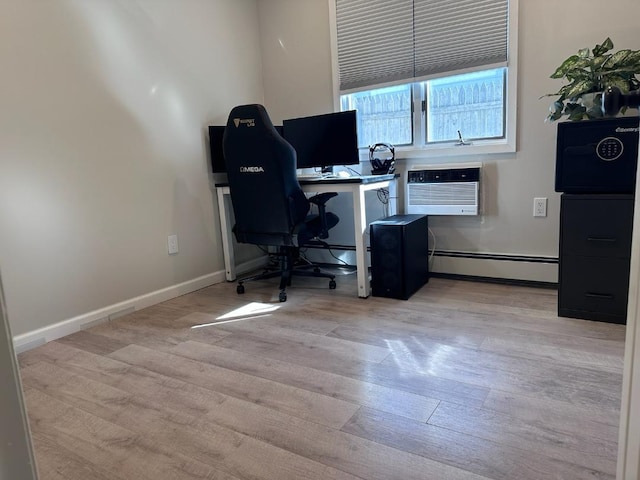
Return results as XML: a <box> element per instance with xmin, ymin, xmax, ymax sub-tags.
<box><xmin>431</xmin><ymin>254</ymin><xmax>558</xmax><ymax>284</ymax></box>
<box><xmin>13</xmin><ymin>253</ymin><xmax>554</xmax><ymax>354</ymax></box>
<box><xmin>12</xmin><ymin>256</ymin><xmax>267</xmax><ymax>354</ymax></box>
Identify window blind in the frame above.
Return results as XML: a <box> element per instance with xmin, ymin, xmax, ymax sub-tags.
<box><xmin>336</xmin><ymin>0</ymin><xmax>509</xmax><ymax>92</ymax></box>
<box><xmin>336</xmin><ymin>0</ymin><xmax>414</xmax><ymax>91</ymax></box>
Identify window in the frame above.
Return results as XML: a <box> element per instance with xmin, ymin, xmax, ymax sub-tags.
<box><xmin>426</xmin><ymin>68</ymin><xmax>505</xmax><ymax>143</ymax></box>
<box><xmin>332</xmin><ymin>0</ymin><xmax>517</xmax><ymax>155</ymax></box>
<box><xmin>340</xmin><ymin>67</ymin><xmax>507</xmax><ymax>149</ymax></box>
<box><xmin>340</xmin><ymin>84</ymin><xmax>413</xmax><ymax>148</ymax></box>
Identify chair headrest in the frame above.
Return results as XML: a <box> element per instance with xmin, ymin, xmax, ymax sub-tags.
<box><xmin>226</xmin><ymin>104</ymin><xmax>274</xmax><ymax>134</ymax></box>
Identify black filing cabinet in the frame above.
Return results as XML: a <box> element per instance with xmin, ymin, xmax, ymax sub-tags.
<box><xmin>558</xmin><ymin>194</ymin><xmax>634</xmax><ymax>323</ymax></box>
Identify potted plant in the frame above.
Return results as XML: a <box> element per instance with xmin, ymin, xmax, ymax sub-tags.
<box><xmin>544</xmin><ymin>37</ymin><xmax>640</xmax><ymax>121</ymax></box>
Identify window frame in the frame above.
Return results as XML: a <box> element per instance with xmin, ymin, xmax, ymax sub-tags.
<box><xmin>328</xmin><ymin>0</ymin><xmax>519</xmax><ymax>159</ymax></box>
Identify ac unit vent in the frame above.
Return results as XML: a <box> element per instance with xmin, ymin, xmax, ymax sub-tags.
<box><xmin>406</xmin><ymin>163</ymin><xmax>481</xmax><ymax>216</ymax></box>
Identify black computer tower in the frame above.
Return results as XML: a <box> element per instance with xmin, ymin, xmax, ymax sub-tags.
<box><xmin>370</xmin><ymin>214</ymin><xmax>429</xmax><ymax>300</ymax></box>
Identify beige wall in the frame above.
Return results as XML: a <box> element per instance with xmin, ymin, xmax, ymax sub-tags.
<box><xmin>257</xmin><ymin>0</ymin><xmax>335</xmax><ymax>124</ymax></box>
<box><xmin>257</xmin><ymin>0</ymin><xmax>640</xmax><ymax>281</ymax></box>
<box><xmin>0</xmin><ymin>0</ymin><xmax>264</xmax><ymax>336</ymax></box>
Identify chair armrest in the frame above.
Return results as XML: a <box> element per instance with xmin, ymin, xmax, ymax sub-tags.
<box><xmin>308</xmin><ymin>192</ymin><xmax>338</xmax><ymax>239</ymax></box>
<box><xmin>308</xmin><ymin>192</ymin><xmax>338</xmax><ymax>206</ymax></box>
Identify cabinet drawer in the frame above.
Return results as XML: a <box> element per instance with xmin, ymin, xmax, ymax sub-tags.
<box><xmin>560</xmin><ymin>194</ymin><xmax>633</xmax><ymax>257</ymax></box>
<box><xmin>559</xmin><ymin>255</ymin><xmax>630</xmax><ymax>322</ymax></box>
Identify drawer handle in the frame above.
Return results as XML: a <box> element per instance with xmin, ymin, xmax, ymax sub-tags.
<box><xmin>585</xmin><ymin>292</ymin><xmax>614</xmax><ymax>300</ymax></box>
<box><xmin>586</xmin><ymin>237</ymin><xmax>617</xmax><ymax>243</ymax></box>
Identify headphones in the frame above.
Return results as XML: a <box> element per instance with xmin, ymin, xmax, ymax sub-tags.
<box><xmin>369</xmin><ymin>143</ymin><xmax>395</xmax><ymax>175</ymax></box>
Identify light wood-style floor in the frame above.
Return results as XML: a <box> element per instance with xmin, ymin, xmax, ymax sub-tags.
<box><xmin>18</xmin><ymin>273</ymin><xmax>625</xmax><ymax>480</ymax></box>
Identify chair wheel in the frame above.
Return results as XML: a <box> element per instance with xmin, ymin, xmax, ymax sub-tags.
<box><xmin>329</xmin><ymin>279</ymin><xmax>337</xmax><ymax>289</ymax></box>
<box><xmin>279</xmin><ymin>291</ymin><xmax>287</xmax><ymax>302</ymax></box>
<box><xmin>237</xmin><ymin>284</ymin><xmax>245</xmax><ymax>294</ymax></box>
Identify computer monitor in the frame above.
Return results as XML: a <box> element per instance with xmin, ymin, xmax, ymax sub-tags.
<box><xmin>209</xmin><ymin>125</ymin><xmax>284</xmax><ymax>173</ymax></box>
<box><xmin>208</xmin><ymin>126</ymin><xmax>226</xmax><ymax>173</ymax></box>
<box><xmin>282</xmin><ymin>110</ymin><xmax>359</xmax><ymax>172</ymax></box>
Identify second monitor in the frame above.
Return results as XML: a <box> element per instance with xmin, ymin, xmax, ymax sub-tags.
<box><xmin>282</xmin><ymin>110</ymin><xmax>359</xmax><ymax>173</ymax></box>
<box><xmin>209</xmin><ymin>110</ymin><xmax>359</xmax><ymax>174</ymax></box>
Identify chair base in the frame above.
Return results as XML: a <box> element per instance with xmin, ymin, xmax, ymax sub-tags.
<box><xmin>236</xmin><ymin>247</ymin><xmax>336</xmax><ymax>302</ymax></box>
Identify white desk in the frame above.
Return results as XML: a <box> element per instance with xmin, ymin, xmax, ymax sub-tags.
<box><xmin>215</xmin><ymin>174</ymin><xmax>398</xmax><ymax>298</ymax></box>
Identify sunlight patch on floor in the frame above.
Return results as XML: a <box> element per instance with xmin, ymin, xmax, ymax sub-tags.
<box><xmin>385</xmin><ymin>338</ymin><xmax>455</xmax><ymax>377</ymax></box>
<box><xmin>190</xmin><ymin>302</ymin><xmax>281</xmax><ymax>328</ymax></box>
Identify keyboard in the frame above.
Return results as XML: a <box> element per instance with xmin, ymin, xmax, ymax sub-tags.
<box><xmin>297</xmin><ymin>174</ymin><xmax>324</xmax><ymax>179</ymax></box>
<box><xmin>297</xmin><ymin>173</ymin><xmax>349</xmax><ymax>180</ymax></box>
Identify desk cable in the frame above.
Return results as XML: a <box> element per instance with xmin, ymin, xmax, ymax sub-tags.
<box><xmin>428</xmin><ymin>227</ymin><xmax>436</xmax><ymax>268</ymax></box>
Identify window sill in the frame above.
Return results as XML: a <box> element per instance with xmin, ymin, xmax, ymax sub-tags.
<box><xmin>396</xmin><ymin>139</ymin><xmax>516</xmax><ymax>159</ymax></box>
<box><xmin>356</xmin><ymin>139</ymin><xmax>516</xmax><ymax>165</ymax></box>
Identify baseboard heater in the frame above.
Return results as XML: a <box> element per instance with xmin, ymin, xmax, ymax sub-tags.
<box><xmin>406</xmin><ymin>163</ymin><xmax>481</xmax><ymax>215</ymax></box>
<box><xmin>434</xmin><ymin>250</ymin><xmax>558</xmax><ymax>264</ymax></box>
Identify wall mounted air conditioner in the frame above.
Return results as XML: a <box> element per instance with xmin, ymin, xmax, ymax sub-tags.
<box><xmin>406</xmin><ymin>163</ymin><xmax>481</xmax><ymax>215</ymax></box>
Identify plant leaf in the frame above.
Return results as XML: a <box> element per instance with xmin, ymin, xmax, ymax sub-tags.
<box><xmin>592</xmin><ymin>55</ymin><xmax>611</xmax><ymax>70</ymax></box>
<box><xmin>546</xmin><ymin>100</ymin><xmax>565</xmax><ymax>121</ymax></box>
<box><xmin>578</xmin><ymin>47</ymin><xmax>590</xmax><ymax>59</ymax></box>
<box><xmin>586</xmin><ymin>106</ymin><xmax>604</xmax><ymax>119</ymax></box>
<box><xmin>565</xmin><ymin>103</ymin><xmax>587</xmax><ymax>121</ymax></box>
<box><xmin>550</xmin><ymin>55</ymin><xmax>581</xmax><ymax>78</ymax></box>
<box><xmin>586</xmin><ymin>93</ymin><xmax>604</xmax><ymax>119</ymax></box>
<box><xmin>572</xmin><ymin>58</ymin><xmax>592</xmax><ymax>69</ymax></box>
<box><xmin>564</xmin><ymin>79</ymin><xmax>596</xmax><ymax>99</ymax></box>
<box><xmin>555</xmin><ymin>84</ymin><xmax>574</xmax><ymax>97</ymax></box>
<box><xmin>623</xmin><ymin>51</ymin><xmax>640</xmax><ymax>66</ymax></box>
<box><xmin>593</xmin><ymin>37</ymin><xmax>614</xmax><ymax>57</ymax></box>
<box><xmin>565</xmin><ymin>69</ymin><xmax>590</xmax><ymax>83</ymax></box>
<box><xmin>609</xmin><ymin>50</ymin><xmax>640</xmax><ymax>70</ymax></box>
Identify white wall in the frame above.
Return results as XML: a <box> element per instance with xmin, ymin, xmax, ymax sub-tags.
<box><xmin>257</xmin><ymin>0</ymin><xmax>640</xmax><ymax>282</ymax></box>
<box><xmin>0</xmin><ymin>0</ymin><xmax>264</xmax><ymax>336</ymax></box>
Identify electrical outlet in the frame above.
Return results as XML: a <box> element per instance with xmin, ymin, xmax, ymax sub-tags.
<box><xmin>533</xmin><ymin>197</ymin><xmax>547</xmax><ymax>217</ymax></box>
<box><xmin>168</xmin><ymin>234</ymin><xmax>179</xmax><ymax>255</ymax></box>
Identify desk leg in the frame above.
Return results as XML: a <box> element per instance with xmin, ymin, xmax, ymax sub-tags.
<box><xmin>353</xmin><ymin>186</ymin><xmax>370</xmax><ymax>298</ymax></box>
<box><xmin>216</xmin><ymin>189</ymin><xmax>236</xmax><ymax>281</ymax></box>
<box><xmin>388</xmin><ymin>181</ymin><xmax>398</xmax><ymax>216</ymax></box>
